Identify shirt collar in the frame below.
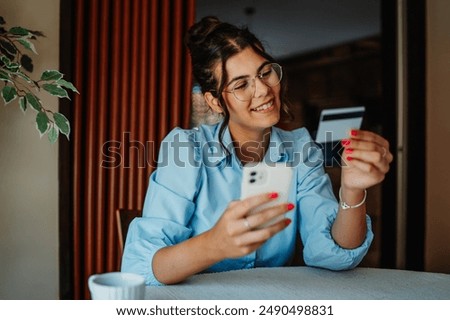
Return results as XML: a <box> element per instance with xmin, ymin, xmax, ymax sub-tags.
<box><xmin>210</xmin><ymin>122</ymin><xmax>289</xmax><ymax>165</ymax></box>
<box><xmin>264</xmin><ymin>127</ymin><xmax>289</xmax><ymax>163</ymax></box>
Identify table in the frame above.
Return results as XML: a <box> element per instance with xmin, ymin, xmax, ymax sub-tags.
<box><xmin>145</xmin><ymin>266</ymin><xmax>450</xmax><ymax>299</ymax></box>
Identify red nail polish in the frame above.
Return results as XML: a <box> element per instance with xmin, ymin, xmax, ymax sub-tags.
<box><xmin>351</xmin><ymin>130</ymin><xmax>358</xmax><ymax>137</ymax></box>
<box><xmin>269</xmin><ymin>192</ymin><xmax>279</xmax><ymax>199</ymax></box>
<box><xmin>285</xmin><ymin>219</ymin><xmax>292</xmax><ymax>226</ymax></box>
<box><xmin>341</xmin><ymin>139</ymin><xmax>350</xmax><ymax>146</ymax></box>
<box><xmin>347</xmin><ymin>156</ymin><xmax>353</xmax><ymax>161</ymax></box>
<box><xmin>287</xmin><ymin>203</ymin><xmax>295</xmax><ymax>210</ymax></box>
<box><xmin>345</xmin><ymin>148</ymin><xmax>353</xmax><ymax>154</ymax></box>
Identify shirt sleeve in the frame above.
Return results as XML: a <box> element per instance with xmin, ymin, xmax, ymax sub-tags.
<box><xmin>295</xmin><ymin>133</ymin><xmax>374</xmax><ymax>271</ymax></box>
<box><xmin>121</xmin><ymin>128</ymin><xmax>201</xmax><ymax>285</ymax></box>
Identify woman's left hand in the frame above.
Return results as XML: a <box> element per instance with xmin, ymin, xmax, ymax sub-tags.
<box><xmin>340</xmin><ymin>129</ymin><xmax>393</xmax><ymax>191</ymax></box>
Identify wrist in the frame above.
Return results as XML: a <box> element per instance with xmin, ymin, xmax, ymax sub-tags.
<box><xmin>202</xmin><ymin>229</ymin><xmax>226</xmax><ymax>262</ymax></box>
<box><xmin>339</xmin><ymin>187</ymin><xmax>366</xmax><ymax>210</ymax></box>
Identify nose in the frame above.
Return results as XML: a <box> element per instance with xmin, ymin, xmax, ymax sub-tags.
<box><xmin>252</xmin><ymin>76</ymin><xmax>269</xmax><ymax>99</ymax></box>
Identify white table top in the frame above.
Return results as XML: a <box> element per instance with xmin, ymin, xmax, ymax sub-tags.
<box><xmin>145</xmin><ymin>266</ymin><xmax>450</xmax><ymax>300</ymax></box>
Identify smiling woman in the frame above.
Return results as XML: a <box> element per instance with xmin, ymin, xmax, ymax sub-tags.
<box><xmin>121</xmin><ymin>16</ymin><xmax>393</xmax><ymax>286</ymax></box>
<box><xmin>204</xmin><ymin>47</ymin><xmax>283</xmax><ymax>154</ymax></box>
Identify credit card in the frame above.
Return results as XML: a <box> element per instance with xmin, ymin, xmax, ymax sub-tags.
<box><xmin>315</xmin><ymin>106</ymin><xmax>365</xmax><ymax>143</ymax></box>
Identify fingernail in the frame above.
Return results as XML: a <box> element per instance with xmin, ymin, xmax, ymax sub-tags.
<box><xmin>341</xmin><ymin>139</ymin><xmax>350</xmax><ymax>146</ymax></box>
<box><xmin>347</xmin><ymin>156</ymin><xmax>353</xmax><ymax>161</ymax></box>
<box><xmin>269</xmin><ymin>192</ymin><xmax>278</xmax><ymax>199</ymax></box>
<box><xmin>285</xmin><ymin>219</ymin><xmax>292</xmax><ymax>226</ymax></box>
<box><xmin>287</xmin><ymin>203</ymin><xmax>295</xmax><ymax>210</ymax></box>
<box><xmin>345</xmin><ymin>148</ymin><xmax>353</xmax><ymax>154</ymax></box>
<box><xmin>351</xmin><ymin>130</ymin><xmax>358</xmax><ymax>137</ymax></box>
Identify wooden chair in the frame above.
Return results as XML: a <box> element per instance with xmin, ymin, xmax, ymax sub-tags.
<box><xmin>116</xmin><ymin>209</ymin><xmax>142</xmax><ymax>256</ymax></box>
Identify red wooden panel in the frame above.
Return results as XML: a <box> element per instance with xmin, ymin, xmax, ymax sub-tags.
<box><xmin>71</xmin><ymin>0</ymin><xmax>195</xmax><ymax>299</ymax></box>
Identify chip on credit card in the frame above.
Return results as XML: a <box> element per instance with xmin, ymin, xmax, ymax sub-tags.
<box><xmin>315</xmin><ymin>106</ymin><xmax>365</xmax><ymax>143</ymax></box>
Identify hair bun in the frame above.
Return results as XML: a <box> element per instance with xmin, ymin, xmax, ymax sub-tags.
<box><xmin>185</xmin><ymin>16</ymin><xmax>222</xmax><ymax>52</ymax></box>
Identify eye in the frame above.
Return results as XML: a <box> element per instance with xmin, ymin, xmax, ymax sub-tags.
<box><xmin>259</xmin><ymin>67</ymin><xmax>273</xmax><ymax>79</ymax></box>
<box><xmin>233</xmin><ymin>80</ymin><xmax>249</xmax><ymax>91</ymax></box>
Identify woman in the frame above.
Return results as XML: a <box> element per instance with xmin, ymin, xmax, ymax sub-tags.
<box><xmin>121</xmin><ymin>16</ymin><xmax>393</xmax><ymax>286</ymax></box>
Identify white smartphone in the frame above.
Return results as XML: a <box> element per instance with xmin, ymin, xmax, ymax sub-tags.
<box><xmin>315</xmin><ymin>106</ymin><xmax>365</xmax><ymax>143</ymax></box>
<box><xmin>240</xmin><ymin>162</ymin><xmax>293</xmax><ymax>228</ymax></box>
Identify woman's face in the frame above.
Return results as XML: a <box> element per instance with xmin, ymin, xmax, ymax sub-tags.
<box><xmin>218</xmin><ymin>47</ymin><xmax>281</xmax><ymax>139</ymax></box>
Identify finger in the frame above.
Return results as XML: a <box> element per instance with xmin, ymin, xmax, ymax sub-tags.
<box><xmin>243</xmin><ymin>202</ymin><xmax>294</xmax><ymax>231</ymax></box>
<box><xmin>344</xmin><ymin>129</ymin><xmax>392</xmax><ymax>162</ymax></box>
<box><xmin>342</xmin><ymin>136</ymin><xmax>389</xmax><ymax>154</ymax></box>
<box><xmin>343</xmin><ymin>148</ymin><xmax>390</xmax><ymax>173</ymax></box>
<box><xmin>235</xmin><ymin>218</ymin><xmax>291</xmax><ymax>247</ymax></box>
<box><xmin>232</xmin><ymin>192</ymin><xmax>279</xmax><ymax>219</ymax></box>
<box><xmin>383</xmin><ymin>147</ymin><xmax>394</xmax><ymax>163</ymax></box>
<box><xmin>342</xmin><ymin>139</ymin><xmax>393</xmax><ymax>164</ymax></box>
<box><xmin>233</xmin><ymin>242</ymin><xmax>265</xmax><ymax>257</ymax></box>
<box><xmin>342</xmin><ymin>157</ymin><xmax>387</xmax><ymax>181</ymax></box>
<box><xmin>347</xmin><ymin>129</ymin><xmax>390</xmax><ymax>149</ymax></box>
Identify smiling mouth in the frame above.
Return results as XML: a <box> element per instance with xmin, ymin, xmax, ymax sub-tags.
<box><xmin>251</xmin><ymin>101</ymin><xmax>274</xmax><ymax>112</ymax></box>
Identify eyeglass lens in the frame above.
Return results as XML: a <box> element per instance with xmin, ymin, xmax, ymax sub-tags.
<box><xmin>231</xmin><ymin>63</ymin><xmax>282</xmax><ymax>101</ymax></box>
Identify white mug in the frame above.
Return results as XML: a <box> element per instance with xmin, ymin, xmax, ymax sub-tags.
<box><xmin>88</xmin><ymin>272</ymin><xmax>145</xmax><ymax>300</ymax></box>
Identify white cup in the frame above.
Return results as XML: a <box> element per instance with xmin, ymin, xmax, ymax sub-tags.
<box><xmin>88</xmin><ymin>272</ymin><xmax>145</xmax><ymax>300</ymax></box>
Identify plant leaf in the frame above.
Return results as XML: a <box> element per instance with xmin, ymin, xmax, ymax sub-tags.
<box><xmin>0</xmin><ymin>69</ymin><xmax>11</xmax><ymax>82</ymax></box>
<box><xmin>25</xmin><ymin>92</ymin><xmax>41</xmax><ymax>111</ymax></box>
<box><xmin>0</xmin><ymin>54</ymin><xmax>11</xmax><ymax>65</ymax></box>
<box><xmin>41</xmin><ymin>70</ymin><xmax>63</xmax><ymax>81</ymax></box>
<box><xmin>36</xmin><ymin>111</ymin><xmax>49</xmax><ymax>135</ymax></box>
<box><xmin>0</xmin><ymin>47</ymin><xmax>14</xmax><ymax>61</ymax></box>
<box><xmin>48</xmin><ymin>124</ymin><xmax>59</xmax><ymax>143</ymax></box>
<box><xmin>0</xmin><ymin>39</ymin><xmax>17</xmax><ymax>55</ymax></box>
<box><xmin>4</xmin><ymin>61</ymin><xmax>20</xmax><ymax>73</ymax></box>
<box><xmin>56</xmin><ymin>79</ymin><xmax>79</xmax><ymax>93</ymax></box>
<box><xmin>42</xmin><ymin>83</ymin><xmax>69</xmax><ymax>99</ymax></box>
<box><xmin>53</xmin><ymin>112</ymin><xmax>70</xmax><ymax>138</ymax></box>
<box><xmin>9</xmin><ymin>26</ymin><xmax>30</xmax><ymax>36</ymax></box>
<box><xmin>20</xmin><ymin>54</ymin><xmax>34</xmax><ymax>72</ymax></box>
<box><xmin>16</xmin><ymin>71</ymin><xmax>33</xmax><ymax>83</ymax></box>
<box><xmin>1</xmin><ymin>55</ymin><xmax>19</xmax><ymax>72</ymax></box>
<box><xmin>18</xmin><ymin>39</ymin><xmax>37</xmax><ymax>55</ymax></box>
<box><xmin>29</xmin><ymin>30</ymin><xmax>45</xmax><ymax>38</ymax></box>
<box><xmin>1</xmin><ymin>86</ymin><xmax>17</xmax><ymax>104</ymax></box>
<box><xmin>19</xmin><ymin>96</ymin><xmax>27</xmax><ymax>112</ymax></box>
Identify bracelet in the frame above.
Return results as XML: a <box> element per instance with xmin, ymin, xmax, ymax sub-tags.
<box><xmin>339</xmin><ymin>187</ymin><xmax>367</xmax><ymax>210</ymax></box>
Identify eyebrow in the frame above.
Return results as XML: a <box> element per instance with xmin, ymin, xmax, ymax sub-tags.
<box><xmin>225</xmin><ymin>61</ymin><xmax>271</xmax><ymax>87</ymax></box>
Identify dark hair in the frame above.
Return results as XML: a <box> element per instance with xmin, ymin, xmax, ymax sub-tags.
<box><xmin>185</xmin><ymin>16</ymin><xmax>292</xmax><ymax>155</ymax></box>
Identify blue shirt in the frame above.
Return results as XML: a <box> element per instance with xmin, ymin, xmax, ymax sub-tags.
<box><xmin>121</xmin><ymin>122</ymin><xmax>373</xmax><ymax>286</ymax></box>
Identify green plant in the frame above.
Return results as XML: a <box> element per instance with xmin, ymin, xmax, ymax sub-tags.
<box><xmin>0</xmin><ymin>16</ymin><xmax>78</xmax><ymax>143</ymax></box>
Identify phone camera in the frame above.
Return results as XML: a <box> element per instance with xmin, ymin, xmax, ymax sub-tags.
<box><xmin>249</xmin><ymin>178</ymin><xmax>256</xmax><ymax>184</ymax></box>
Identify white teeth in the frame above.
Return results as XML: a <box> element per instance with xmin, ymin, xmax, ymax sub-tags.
<box><xmin>253</xmin><ymin>101</ymin><xmax>272</xmax><ymax>111</ymax></box>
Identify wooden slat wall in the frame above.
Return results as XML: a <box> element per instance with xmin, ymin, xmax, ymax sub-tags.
<box><xmin>71</xmin><ymin>0</ymin><xmax>195</xmax><ymax>299</ymax></box>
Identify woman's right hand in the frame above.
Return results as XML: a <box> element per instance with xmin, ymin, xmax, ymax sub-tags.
<box><xmin>152</xmin><ymin>192</ymin><xmax>293</xmax><ymax>285</ymax></box>
<box><xmin>205</xmin><ymin>192</ymin><xmax>294</xmax><ymax>260</ymax></box>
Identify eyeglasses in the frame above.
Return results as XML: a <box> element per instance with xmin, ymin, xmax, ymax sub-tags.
<box><xmin>222</xmin><ymin>63</ymin><xmax>283</xmax><ymax>102</ymax></box>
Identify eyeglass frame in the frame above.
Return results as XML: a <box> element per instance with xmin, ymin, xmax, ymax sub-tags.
<box><xmin>210</xmin><ymin>62</ymin><xmax>283</xmax><ymax>102</ymax></box>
